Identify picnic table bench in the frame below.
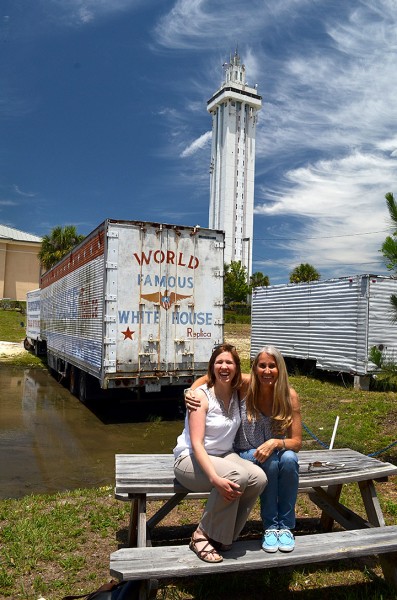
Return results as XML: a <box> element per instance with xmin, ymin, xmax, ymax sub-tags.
<box><xmin>111</xmin><ymin>449</ymin><xmax>397</xmax><ymax>599</ymax></box>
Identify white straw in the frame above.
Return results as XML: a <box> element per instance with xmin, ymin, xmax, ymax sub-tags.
<box><xmin>329</xmin><ymin>416</ymin><xmax>340</xmax><ymax>450</ymax></box>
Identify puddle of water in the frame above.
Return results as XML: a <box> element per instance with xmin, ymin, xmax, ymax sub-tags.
<box><xmin>0</xmin><ymin>366</ymin><xmax>185</xmax><ymax>499</ymax></box>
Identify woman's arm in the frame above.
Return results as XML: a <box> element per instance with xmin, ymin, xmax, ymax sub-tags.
<box><xmin>183</xmin><ymin>375</ymin><xmax>208</xmax><ymax>410</ymax></box>
<box><xmin>188</xmin><ymin>391</ymin><xmax>242</xmax><ymax>501</ymax></box>
<box><xmin>185</xmin><ymin>372</ymin><xmax>251</xmax><ymax>410</ymax></box>
<box><xmin>286</xmin><ymin>387</ymin><xmax>302</xmax><ymax>452</ymax></box>
<box><xmin>253</xmin><ymin>387</ymin><xmax>302</xmax><ymax>462</ymax></box>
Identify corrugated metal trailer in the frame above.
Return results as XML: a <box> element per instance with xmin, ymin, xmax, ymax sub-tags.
<box><xmin>35</xmin><ymin>219</ymin><xmax>224</xmax><ymax>402</ymax></box>
<box><xmin>251</xmin><ymin>275</ymin><xmax>397</xmax><ymax>383</ymax></box>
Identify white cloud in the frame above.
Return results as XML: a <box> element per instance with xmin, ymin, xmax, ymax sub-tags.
<box><xmin>255</xmin><ymin>151</ymin><xmax>393</xmax><ymax>277</ymax></box>
<box><xmin>40</xmin><ymin>0</ymin><xmax>150</xmax><ymax>27</ymax></box>
<box><xmin>13</xmin><ymin>185</ymin><xmax>36</xmax><ymax>197</ymax></box>
<box><xmin>153</xmin><ymin>0</ymin><xmax>312</xmax><ymax>50</ymax></box>
<box><xmin>181</xmin><ymin>131</ymin><xmax>211</xmax><ymax>158</ymax></box>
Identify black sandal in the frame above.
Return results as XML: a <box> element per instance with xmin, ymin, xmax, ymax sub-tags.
<box><xmin>189</xmin><ymin>535</ymin><xmax>223</xmax><ymax>563</ymax></box>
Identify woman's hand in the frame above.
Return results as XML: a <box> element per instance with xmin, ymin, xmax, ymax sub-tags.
<box><xmin>184</xmin><ymin>388</ymin><xmax>202</xmax><ymax>411</ymax></box>
<box><xmin>212</xmin><ymin>475</ymin><xmax>242</xmax><ymax>502</ymax></box>
<box><xmin>253</xmin><ymin>439</ymin><xmax>280</xmax><ymax>463</ymax></box>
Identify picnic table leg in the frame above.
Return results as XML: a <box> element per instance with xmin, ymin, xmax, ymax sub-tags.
<box><xmin>126</xmin><ymin>496</ymin><xmax>155</xmax><ymax>600</ymax></box>
<box><xmin>359</xmin><ymin>479</ymin><xmax>397</xmax><ymax>588</ymax></box>
<box><xmin>128</xmin><ymin>495</ymin><xmax>147</xmax><ymax>548</ymax></box>
<box><xmin>319</xmin><ymin>484</ymin><xmax>342</xmax><ymax>532</ymax></box>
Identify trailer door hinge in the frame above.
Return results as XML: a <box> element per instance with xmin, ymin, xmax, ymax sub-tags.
<box><xmin>104</xmin><ymin>315</ymin><xmax>116</xmax><ymax>323</ymax></box>
<box><xmin>104</xmin><ymin>338</ymin><xmax>116</xmax><ymax>345</ymax></box>
<box><xmin>106</xmin><ymin>262</ymin><xmax>118</xmax><ymax>269</ymax></box>
<box><xmin>104</xmin><ymin>359</ymin><xmax>116</xmax><ymax>367</ymax></box>
<box><xmin>107</xmin><ymin>230</ymin><xmax>119</xmax><ymax>238</ymax></box>
<box><xmin>105</xmin><ymin>294</ymin><xmax>117</xmax><ymax>302</ymax></box>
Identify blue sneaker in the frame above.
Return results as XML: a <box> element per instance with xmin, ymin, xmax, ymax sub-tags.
<box><xmin>278</xmin><ymin>529</ymin><xmax>295</xmax><ymax>552</ymax></box>
<box><xmin>262</xmin><ymin>529</ymin><xmax>279</xmax><ymax>553</ymax></box>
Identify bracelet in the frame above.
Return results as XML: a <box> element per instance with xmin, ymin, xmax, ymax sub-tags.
<box><xmin>282</xmin><ymin>439</ymin><xmax>286</xmax><ymax>450</ymax></box>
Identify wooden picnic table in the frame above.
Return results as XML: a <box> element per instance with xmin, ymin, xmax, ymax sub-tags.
<box><xmin>112</xmin><ymin>449</ymin><xmax>397</xmax><ymax>599</ymax></box>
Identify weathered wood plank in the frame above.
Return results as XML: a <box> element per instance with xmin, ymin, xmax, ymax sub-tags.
<box><xmin>110</xmin><ymin>526</ymin><xmax>397</xmax><ymax>581</ymax></box>
<box><xmin>115</xmin><ymin>450</ymin><xmax>397</xmax><ymax>494</ymax></box>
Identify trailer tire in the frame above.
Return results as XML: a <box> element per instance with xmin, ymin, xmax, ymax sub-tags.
<box><xmin>69</xmin><ymin>366</ymin><xmax>79</xmax><ymax>396</ymax></box>
<box><xmin>78</xmin><ymin>371</ymin><xmax>99</xmax><ymax>404</ymax></box>
<box><xmin>78</xmin><ymin>371</ymin><xmax>89</xmax><ymax>404</ymax></box>
<box><xmin>24</xmin><ymin>338</ymin><xmax>33</xmax><ymax>351</ymax></box>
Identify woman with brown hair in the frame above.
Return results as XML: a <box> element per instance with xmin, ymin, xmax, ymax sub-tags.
<box><xmin>174</xmin><ymin>344</ymin><xmax>267</xmax><ymax>563</ymax></box>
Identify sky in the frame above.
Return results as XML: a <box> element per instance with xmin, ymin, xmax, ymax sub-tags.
<box><xmin>1</xmin><ymin>0</ymin><xmax>396</xmax><ymax>285</ymax></box>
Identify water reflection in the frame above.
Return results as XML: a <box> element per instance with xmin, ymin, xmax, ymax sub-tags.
<box><xmin>0</xmin><ymin>366</ymin><xmax>185</xmax><ymax>499</ymax></box>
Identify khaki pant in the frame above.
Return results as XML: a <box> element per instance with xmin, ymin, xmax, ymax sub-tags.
<box><xmin>174</xmin><ymin>452</ymin><xmax>267</xmax><ymax>545</ymax></box>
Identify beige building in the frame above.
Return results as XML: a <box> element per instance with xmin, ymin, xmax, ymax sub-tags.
<box><xmin>0</xmin><ymin>225</ymin><xmax>42</xmax><ymax>301</ymax></box>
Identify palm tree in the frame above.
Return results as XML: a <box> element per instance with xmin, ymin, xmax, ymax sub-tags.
<box><xmin>381</xmin><ymin>192</ymin><xmax>397</xmax><ymax>321</ymax></box>
<box><xmin>250</xmin><ymin>271</ymin><xmax>270</xmax><ymax>289</ymax></box>
<box><xmin>289</xmin><ymin>263</ymin><xmax>320</xmax><ymax>284</ymax></box>
<box><xmin>381</xmin><ymin>193</ymin><xmax>397</xmax><ymax>272</ymax></box>
<box><xmin>39</xmin><ymin>225</ymin><xmax>85</xmax><ymax>270</ymax></box>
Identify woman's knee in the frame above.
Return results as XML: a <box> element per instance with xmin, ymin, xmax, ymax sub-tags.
<box><xmin>280</xmin><ymin>450</ymin><xmax>299</xmax><ymax>473</ymax></box>
<box><xmin>280</xmin><ymin>450</ymin><xmax>298</xmax><ymax>465</ymax></box>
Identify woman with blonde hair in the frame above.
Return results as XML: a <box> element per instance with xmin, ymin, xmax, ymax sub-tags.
<box><xmin>234</xmin><ymin>346</ymin><xmax>301</xmax><ymax>552</ymax></box>
<box><xmin>185</xmin><ymin>345</ymin><xmax>302</xmax><ymax>553</ymax></box>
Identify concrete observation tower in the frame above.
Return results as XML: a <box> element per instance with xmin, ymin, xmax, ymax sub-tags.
<box><xmin>207</xmin><ymin>51</ymin><xmax>262</xmax><ymax>276</ymax></box>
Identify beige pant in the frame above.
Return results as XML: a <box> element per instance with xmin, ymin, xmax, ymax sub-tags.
<box><xmin>174</xmin><ymin>452</ymin><xmax>267</xmax><ymax>545</ymax></box>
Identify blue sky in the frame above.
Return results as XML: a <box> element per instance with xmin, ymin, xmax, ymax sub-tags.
<box><xmin>1</xmin><ymin>0</ymin><xmax>396</xmax><ymax>284</ymax></box>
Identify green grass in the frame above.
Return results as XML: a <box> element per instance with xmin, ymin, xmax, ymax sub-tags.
<box><xmin>0</xmin><ymin>374</ymin><xmax>396</xmax><ymax>600</ymax></box>
<box><xmin>0</xmin><ymin>308</ymin><xmax>44</xmax><ymax>367</ymax></box>
<box><xmin>1</xmin><ymin>319</ymin><xmax>397</xmax><ymax>598</ymax></box>
<box><xmin>1</xmin><ymin>480</ymin><xmax>397</xmax><ymax>600</ymax></box>
<box><xmin>0</xmin><ymin>309</ymin><xmax>26</xmax><ymax>342</ymax></box>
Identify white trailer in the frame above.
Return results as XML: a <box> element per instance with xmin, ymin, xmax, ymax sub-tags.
<box><xmin>251</xmin><ymin>274</ymin><xmax>397</xmax><ymax>389</ymax></box>
<box><xmin>35</xmin><ymin>219</ymin><xmax>224</xmax><ymax>402</ymax></box>
<box><xmin>24</xmin><ymin>288</ymin><xmax>45</xmax><ymax>354</ymax></box>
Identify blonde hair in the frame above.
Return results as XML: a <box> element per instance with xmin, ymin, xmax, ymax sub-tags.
<box><xmin>245</xmin><ymin>346</ymin><xmax>293</xmax><ymax>435</ymax></box>
<box><xmin>207</xmin><ymin>344</ymin><xmax>242</xmax><ymax>391</ymax></box>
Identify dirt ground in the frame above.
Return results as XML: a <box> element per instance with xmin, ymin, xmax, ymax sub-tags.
<box><xmin>224</xmin><ymin>323</ymin><xmax>251</xmax><ymax>360</ymax></box>
<box><xmin>0</xmin><ymin>340</ymin><xmax>26</xmax><ymax>357</ymax></box>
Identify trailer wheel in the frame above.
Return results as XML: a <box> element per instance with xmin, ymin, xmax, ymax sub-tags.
<box><xmin>78</xmin><ymin>371</ymin><xmax>100</xmax><ymax>404</ymax></box>
<box><xmin>69</xmin><ymin>366</ymin><xmax>79</xmax><ymax>396</ymax></box>
<box><xmin>78</xmin><ymin>371</ymin><xmax>89</xmax><ymax>404</ymax></box>
<box><xmin>23</xmin><ymin>338</ymin><xmax>33</xmax><ymax>351</ymax></box>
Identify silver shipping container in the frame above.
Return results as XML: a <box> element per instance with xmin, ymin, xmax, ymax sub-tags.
<box><xmin>251</xmin><ymin>275</ymin><xmax>397</xmax><ymax>381</ymax></box>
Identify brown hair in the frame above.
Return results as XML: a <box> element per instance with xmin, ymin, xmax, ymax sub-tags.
<box><xmin>207</xmin><ymin>343</ymin><xmax>242</xmax><ymax>391</ymax></box>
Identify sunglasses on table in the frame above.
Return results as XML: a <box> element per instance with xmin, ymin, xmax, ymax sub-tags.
<box><xmin>307</xmin><ymin>461</ymin><xmax>346</xmax><ymax>471</ymax></box>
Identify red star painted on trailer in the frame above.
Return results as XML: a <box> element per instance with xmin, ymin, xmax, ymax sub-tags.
<box><xmin>121</xmin><ymin>327</ymin><xmax>134</xmax><ymax>340</ymax></box>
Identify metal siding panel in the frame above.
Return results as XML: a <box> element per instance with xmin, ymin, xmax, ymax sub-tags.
<box><xmin>367</xmin><ymin>276</ymin><xmax>397</xmax><ymax>367</ymax></box>
<box><xmin>251</xmin><ymin>275</ymin><xmax>380</xmax><ymax>374</ymax></box>
<box><xmin>41</xmin><ymin>255</ymin><xmax>104</xmax><ymax>373</ymax></box>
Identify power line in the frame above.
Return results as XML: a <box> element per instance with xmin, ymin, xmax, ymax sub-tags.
<box><xmin>254</xmin><ymin>229</ymin><xmax>390</xmax><ymax>242</ymax></box>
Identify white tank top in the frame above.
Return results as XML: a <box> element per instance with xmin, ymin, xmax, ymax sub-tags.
<box><xmin>173</xmin><ymin>384</ymin><xmax>241</xmax><ymax>458</ymax></box>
